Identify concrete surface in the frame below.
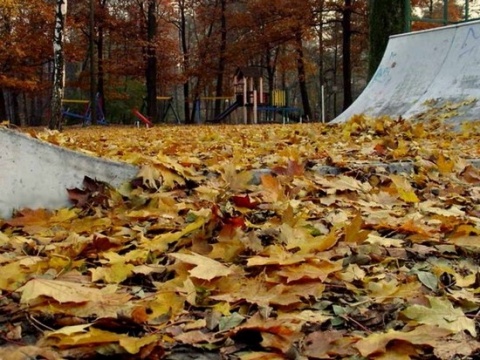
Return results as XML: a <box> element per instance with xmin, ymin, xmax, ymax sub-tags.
<box><xmin>0</xmin><ymin>127</ymin><xmax>138</xmax><ymax>219</ymax></box>
<box><xmin>332</xmin><ymin>20</ymin><xmax>480</xmax><ymax>124</ymax></box>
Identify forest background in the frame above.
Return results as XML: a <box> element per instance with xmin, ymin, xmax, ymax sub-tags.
<box><xmin>0</xmin><ymin>0</ymin><xmax>477</xmax><ymax>127</ymax></box>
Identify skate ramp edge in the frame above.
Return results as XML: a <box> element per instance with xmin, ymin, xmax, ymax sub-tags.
<box><xmin>332</xmin><ymin>20</ymin><xmax>480</xmax><ymax>124</ymax></box>
<box><xmin>0</xmin><ymin>127</ymin><xmax>139</xmax><ymax>219</ymax></box>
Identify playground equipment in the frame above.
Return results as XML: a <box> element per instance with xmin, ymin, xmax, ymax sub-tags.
<box><xmin>157</xmin><ymin>96</ymin><xmax>181</xmax><ymax>124</ymax></box>
<box><xmin>257</xmin><ymin>89</ymin><xmax>301</xmax><ymax>124</ymax></box>
<box><xmin>132</xmin><ymin>96</ymin><xmax>181</xmax><ymax>127</ymax></box>
<box><xmin>200</xmin><ymin>96</ymin><xmax>235</xmax><ymax>123</ymax></box>
<box><xmin>332</xmin><ymin>19</ymin><xmax>480</xmax><ymax>124</ymax></box>
<box><xmin>62</xmin><ymin>93</ymin><xmax>107</xmax><ymax>125</ymax></box>
<box><xmin>210</xmin><ymin>67</ymin><xmax>300</xmax><ymax>124</ymax></box>
<box><xmin>132</xmin><ymin>108</ymin><xmax>154</xmax><ymax>127</ymax></box>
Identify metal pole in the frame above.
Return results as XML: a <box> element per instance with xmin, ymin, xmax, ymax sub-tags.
<box><xmin>465</xmin><ymin>0</ymin><xmax>469</xmax><ymax>21</ymax></box>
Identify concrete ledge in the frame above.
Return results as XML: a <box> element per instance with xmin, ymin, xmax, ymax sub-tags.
<box><xmin>0</xmin><ymin>128</ymin><xmax>138</xmax><ymax>219</ymax></box>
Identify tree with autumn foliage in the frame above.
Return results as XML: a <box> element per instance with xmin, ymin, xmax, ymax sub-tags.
<box><xmin>322</xmin><ymin>1</ymin><xmax>368</xmax><ymax>111</ymax></box>
<box><xmin>412</xmin><ymin>0</ymin><xmax>464</xmax><ymax>30</ymax></box>
<box><xmin>0</xmin><ymin>0</ymin><xmax>54</xmax><ymax>126</ymax></box>
<box><xmin>0</xmin><ymin>0</ymin><xmax>471</xmax><ymax>125</ymax></box>
<box><xmin>368</xmin><ymin>0</ymin><xmax>463</xmax><ymax>81</ymax></box>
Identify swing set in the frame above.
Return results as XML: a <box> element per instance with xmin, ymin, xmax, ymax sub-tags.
<box><xmin>132</xmin><ymin>96</ymin><xmax>181</xmax><ymax>127</ymax></box>
<box><xmin>61</xmin><ymin>93</ymin><xmax>107</xmax><ymax>125</ymax></box>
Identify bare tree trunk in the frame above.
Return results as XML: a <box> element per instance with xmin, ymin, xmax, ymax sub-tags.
<box><xmin>145</xmin><ymin>0</ymin><xmax>157</xmax><ymax>122</ymax></box>
<box><xmin>295</xmin><ymin>30</ymin><xmax>312</xmax><ymax>121</ymax></box>
<box><xmin>179</xmin><ymin>0</ymin><xmax>191</xmax><ymax>124</ymax></box>
<box><xmin>89</xmin><ymin>0</ymin><xmax>96</xmax><ymax>124</ymax></box>
<box><xmin>11</xmin><ymin>92</ymin><xmax>20</xmax><ymax>126</ymax></box>
<box><xmin>21</xmin><ymin>92</ymin><xmax>28</xmax><ymax>126</ymax></box>
<box><xmin>342</xmin><ymin>0</ymin><xmax>353</xmax><ymax>110</ymax></box>
<box><xmin>214</xmin><ymin>0</ymin><xmax>227</xmax><ymax>118</ymax></box>
<box><xmin>97</xmin><ymin>0</ymin><xmax>107</xmax><ymax>118</ymax></box>
<box><xmin>368</xmin><ymin>0</ymin><xmax>405</xmax><ymax>80</ymax></box>
<box><xmin>50</xmin><ymin>0</ymin><xmax>67</xmax><ymax>130</ymax></box>
<box><xmin>265</xmin><ymin>46</ymin><xmax>278</xmax><ymax>102</ymax></box>
<box><xmin>0</xmin><ymin>90</ymin><xmax>7</xmax><ymax>121</ymax></box>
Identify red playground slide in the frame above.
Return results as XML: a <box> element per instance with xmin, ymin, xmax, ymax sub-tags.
<box><xmin>132</xmin><ymin>108</ymin><xmax>154</xmax><ymax>127</ymax></box>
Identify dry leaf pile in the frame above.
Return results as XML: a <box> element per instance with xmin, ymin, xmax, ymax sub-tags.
<box><xmin>1</xmin><ymin>116</ymin><xmax>480</xmax><ymax>359</ymax></box>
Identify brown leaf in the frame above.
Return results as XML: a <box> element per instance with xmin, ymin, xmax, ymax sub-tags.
<box><xmin>354</xmin><ymin>325</ymin><xmax>452</xmax><ymax>357</ymax></box>
<box><xmin>302</xmin><ymin>330</ymin><xmax>355</xmax><ymax>358</ymax></box>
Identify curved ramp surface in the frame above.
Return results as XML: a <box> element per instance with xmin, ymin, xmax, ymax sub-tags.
<box><xmin>332</xmin><ymin>20</ymin><xmax>480</xmax><ymax>124</ymax></box>
<box><xmin>0</xmin><ymin>128</ymin><xmax>138</xmax><ymax>219</ymax></box>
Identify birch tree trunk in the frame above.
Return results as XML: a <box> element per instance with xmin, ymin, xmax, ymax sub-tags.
<box><xmin>49</xmin><ymin>0</ymin><xmax>67</xmax><ymax>130</ymax></box>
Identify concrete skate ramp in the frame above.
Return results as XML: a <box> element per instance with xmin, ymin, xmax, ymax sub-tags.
<box><xmin>332</xmin><ymin>20</ymin><xmax>480</xmax><ymax>124</ymax></box>
<box><xmin>0</xmin><ymin>127</ymin><xmax>138</xmax><ymax>219</ymax></box>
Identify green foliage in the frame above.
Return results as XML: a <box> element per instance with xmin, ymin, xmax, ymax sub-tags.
<box><xmin>368</xmin><ymin>0</ymin><xmax>406</xmax><ymax>80</ymax></box>
<box><xmin>106</xmin><ymin>79</ymin><xmax>145</xmax><ymax>124</ymax></box>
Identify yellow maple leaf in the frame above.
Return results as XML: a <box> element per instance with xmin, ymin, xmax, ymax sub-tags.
<box><xmin>89</xmin><ymin>251</ymin><xmax>135</xmax><ymax>284</ymax></box>
<box><xmin>143</xmin><ymin>216</ymin><xmax>206</xmax><ymax>253</ymax></box>
<box><xmin>43</xmin><ymin>326</ymin><xmax>157</xmax><ymax>354</ymax></box>
<box><xmin>170</xmin><ymin>252</ymin><xmax>234</xmax><ymax>280</ymax></box>
<box><xmin>402</xmin><ymin>296</ymin><xmax>476</xmax><ymax>336</ymax></box>
<box><xmin>392</xmin><ymin>139</ymin><xmax>410</xmax><ymax>159</ymax></box>
<box><xmin>177</xmin><ymin>277</ymin><xmax>197</xmax><ymax>305</ymax></box>
<box><xmin>0</xmin><ymin>261</ymin><xmax>28</xmax><ymax>291</ymax></box>
<box><xmin>260</xmin><ymin>173</ymin><xmax>285</xmax><ymax>202</ymax></box>
<box><xmin>390</xmin><ymin>174</ymin><xmax>419</xmax><ymax>203</ymax></box>
<box><xmin>247</xmin><ymin>245</ymin><xmax>311</xmax><ymax>266</ymax></box>
<box><xmin>436</xmin><ymin>152</ymin><xmax>455</xmax><ymax>174</ymax></box>
<box><xmin>50</xmin><ymin>208</ymin><xmax>79</xmax><ymax>223</ymax></box>
<box><xmin>277</xmin><ymin>260</ymin><xmax>343</xmax><ymax>283</ymax></box>
<box><xmin>119</xmin><ymin>333</ymin><xmax>159</xmax><ymax>354</ymax></box>
<box><xmin>148</xmin><ymin>291</ymin><xmax>185</xmax><ymax>320</ymax></box>
<box><xmin>18</xmin><ymin>278</ymin><xmax>103</xmax><ymax>304</ymax></box>
<box><xmin>344</xmin><ymin>213</ymin><xmax>370</xmax><ymax>244</ymax></box>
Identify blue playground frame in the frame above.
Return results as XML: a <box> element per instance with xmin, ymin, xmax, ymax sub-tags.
<box><xmin>62</xmin><ymin>93</ymin><xmax>107</xmax><ymax>125</ymax></box>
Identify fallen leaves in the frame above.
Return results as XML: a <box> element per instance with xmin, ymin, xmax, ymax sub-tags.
<box><xmin>1</xmin><ymin>118</ymin><xmax>480</xmax><ymax>358</ymax></box>
<box><xmin>354</xmin><ymin>325</ymin><xmax>452</xmax><ymax>357</ymax></box>
<box><xmin>169</xmin><ymin>252</ymin><xmax>235</xmax><ymax>281</ymax></box>
<box><xmin>402</xmin><ymin>296</ymin><xmax>477</xmax><ymax>337</ymax></box>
